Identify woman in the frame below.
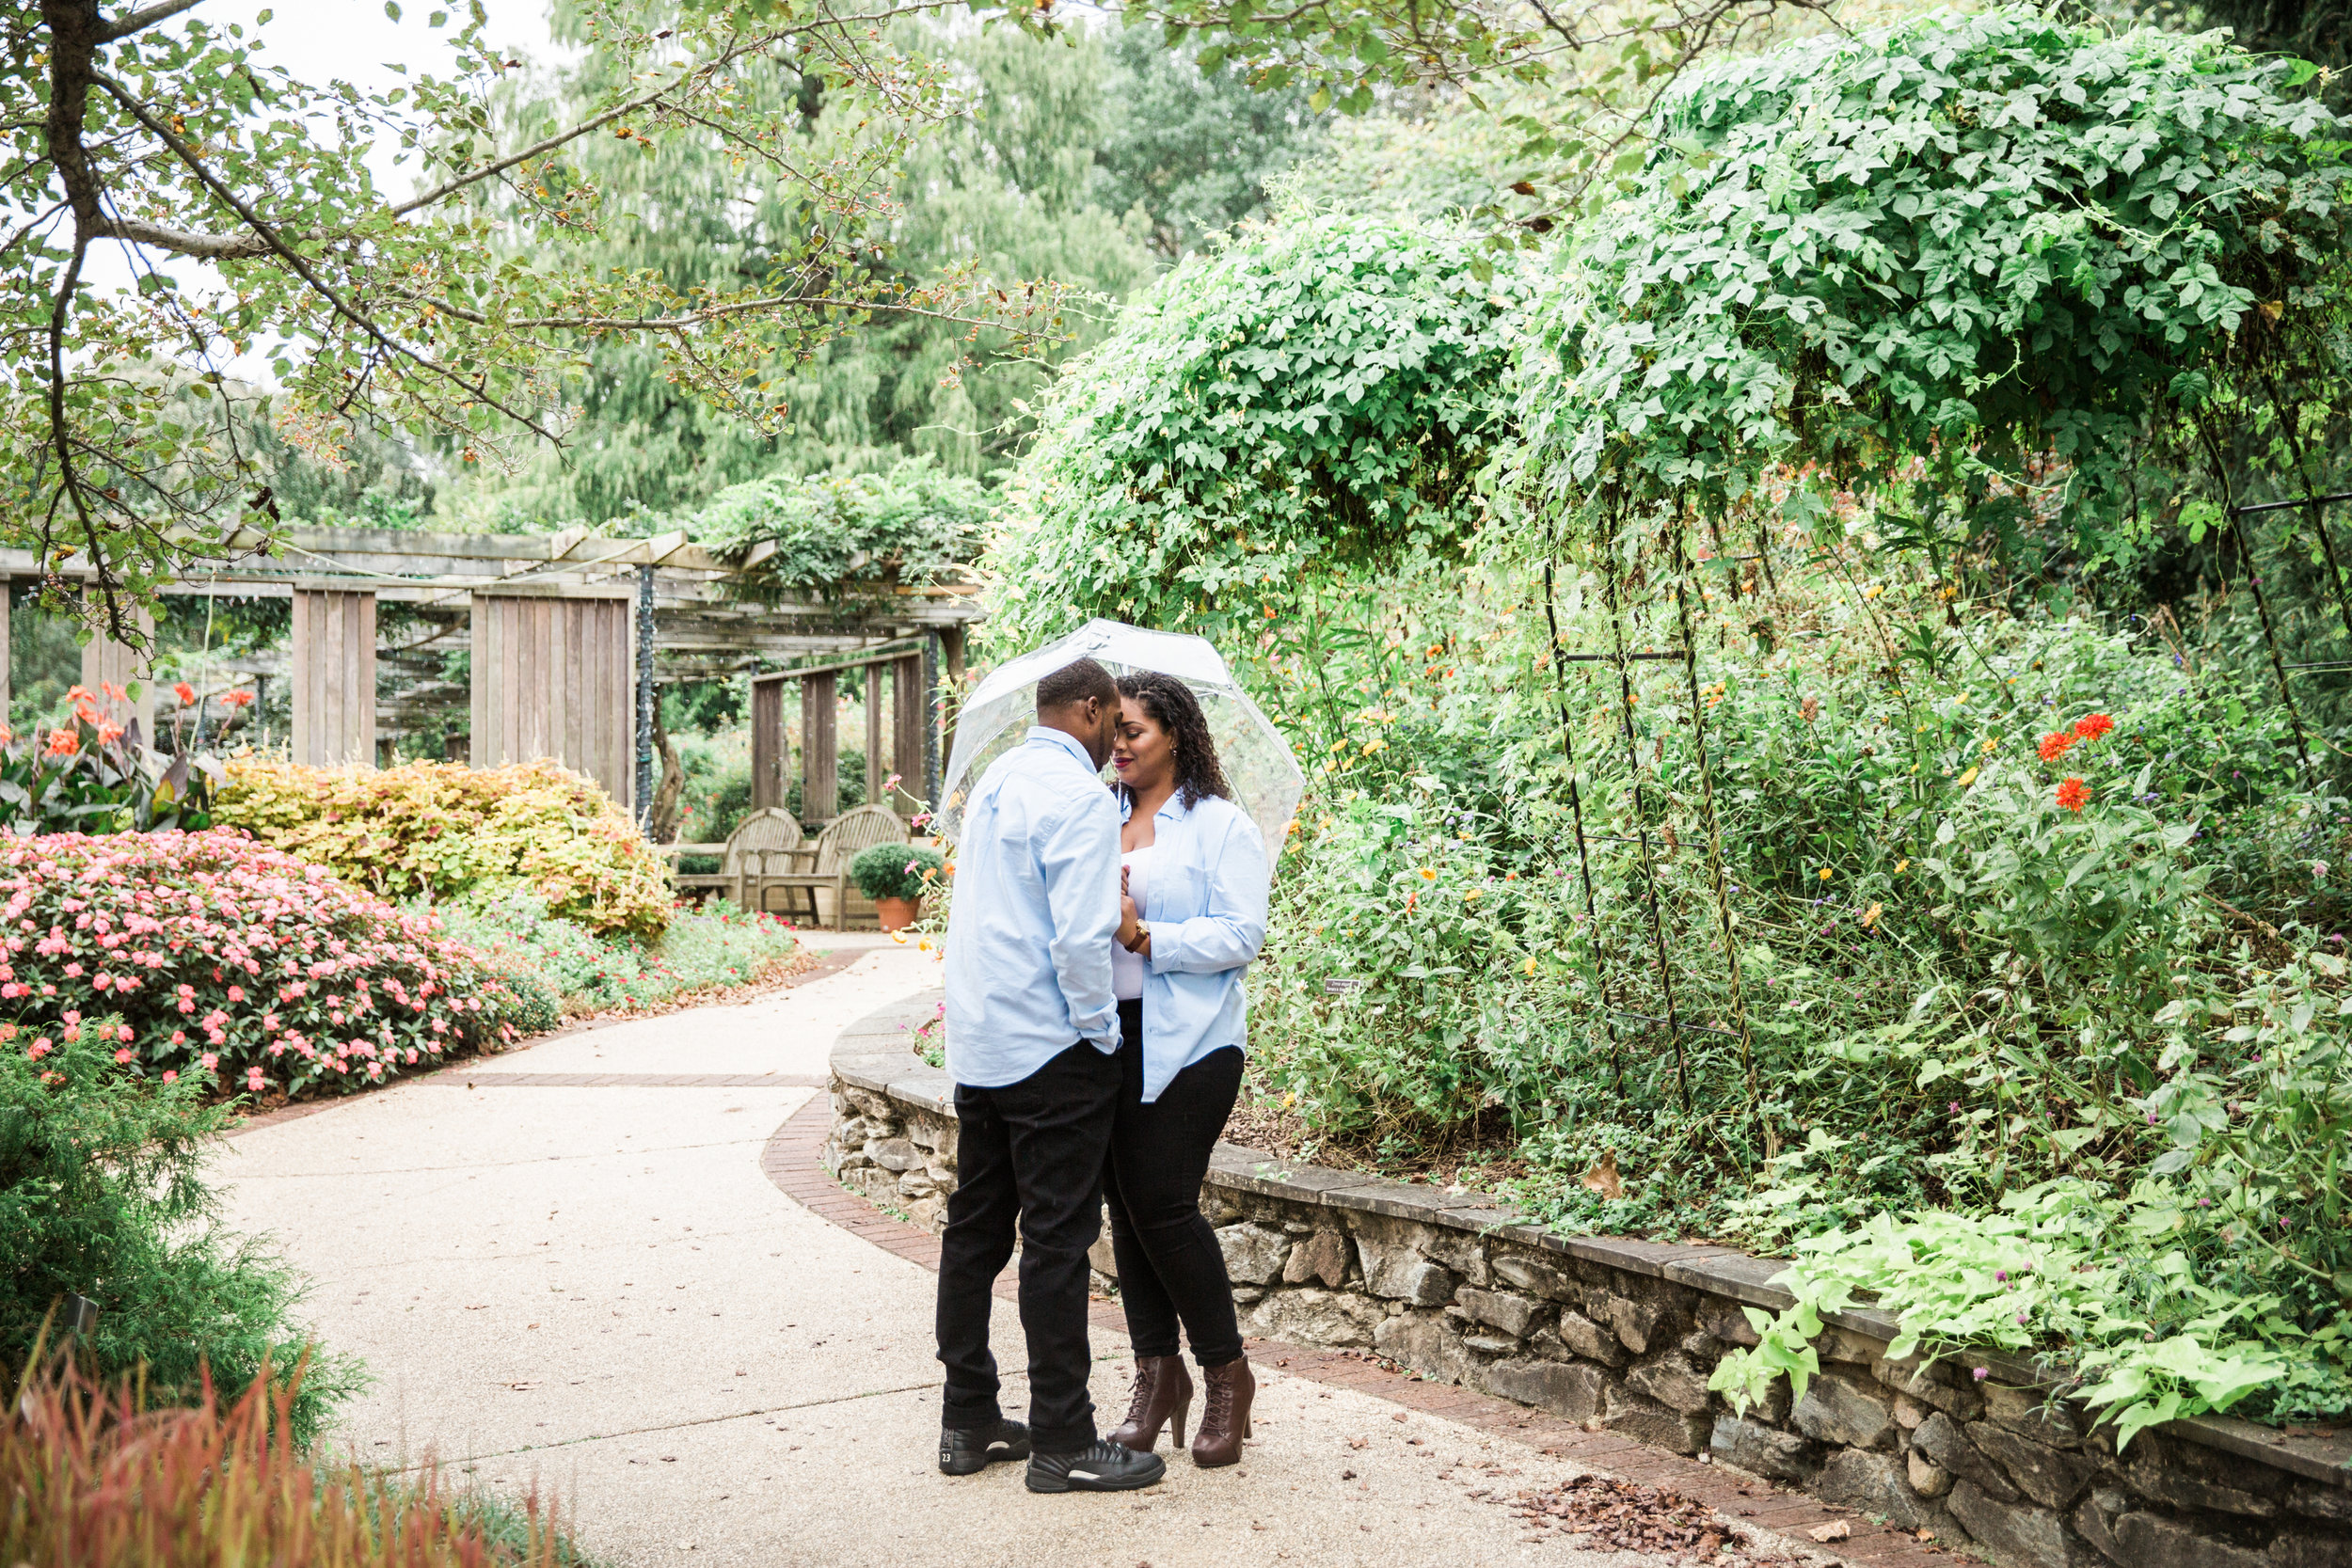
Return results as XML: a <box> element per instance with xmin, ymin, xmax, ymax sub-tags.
<box><xmin>1100</xmin><ymin>672</ymin><xmax>1270</xmax><ymax>1468</ymax></box>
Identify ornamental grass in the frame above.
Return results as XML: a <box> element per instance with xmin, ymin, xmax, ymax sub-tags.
<box><xmin>1</xmin><ymin>1354</ymin><xmax>569</xmax><ymax>1568</ymax></box>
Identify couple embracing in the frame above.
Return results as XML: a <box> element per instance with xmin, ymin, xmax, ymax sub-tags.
<box><xmin>933</xmin><ymin>656</ymin><xmax>1270</xmax><ymax>1493</ymax></box>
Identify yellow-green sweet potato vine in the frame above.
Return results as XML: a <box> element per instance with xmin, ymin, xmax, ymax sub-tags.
<box><xmin>214</xmin><ymin>760</ymin><xmax>672</xmax><ymax>940</ymax></box>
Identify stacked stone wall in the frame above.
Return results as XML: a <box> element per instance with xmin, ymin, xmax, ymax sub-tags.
<box><xmin>828</xmin><ymin>993</ymin><xmax>2352</xmax><ymax>1568</ymax></box>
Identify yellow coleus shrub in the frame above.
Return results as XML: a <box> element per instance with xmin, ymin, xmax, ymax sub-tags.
<box><xmin>214</xmin><ymin>759</ymin><xmax>671</xmax><ymax>939</ymax></box>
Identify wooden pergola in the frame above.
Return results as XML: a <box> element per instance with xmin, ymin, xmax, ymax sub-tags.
<box><xmin>0</xmin><ymin>526</ymin><xmax>980</xmax><ymax>822</ymax></box>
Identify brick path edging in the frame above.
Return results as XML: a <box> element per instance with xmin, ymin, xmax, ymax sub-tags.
<box><xmin>759</xmin><ymin>1091</ymin><xmax>1951</xmax><ymax>1568</ymax></box>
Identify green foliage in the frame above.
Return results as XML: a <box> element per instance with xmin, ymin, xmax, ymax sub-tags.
<box><xmin>990</xmin><ymin>213</ymin><xmax>1528</xmax><ymax>650</ymax></box>
<box><xmin>214</xmin><ymin>759</ymin><xmax>673</xmax><ymax>940</ymax></box>
<box><xmin>1710</xmin><ymin>1180</ymin><xmax>2337</xmax><ymax>1449</ymax></box>
<box><xmin>1098</xmin><ymin>28</ymin><xmax>1327</xmax><ymax>259</ymax></box>
<box><xmin>693</xmin><ymin>459</ymin><xmax>992</xmax><ymax>600</ymax></box>
<box><xmin>439</xmin><ymin>892</ymin><xmax>798</xmax><ymax>1017</ymax></box>
<box><xmin>0</xmin><ymin>1031</ymin><xmax>358</xmax><ymax>1445</ymax></box>
<box><xmin>849</xmin><ymin>843</ymin><xmax>945</xmax><ymax>901</ymax></box>
<box><xmin>1514</xmin><ymin>10</ymin><xmax>2352</xmax><ymax>546</ymax></box>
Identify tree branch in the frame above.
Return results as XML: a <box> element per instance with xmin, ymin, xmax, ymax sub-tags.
<box><xmin>90</xmin><ymin>68</ymin><xmax>557</xmax><ymax>439</ymax></box>
<box><xmin>97</xmin><ymin>0</ymin><xmax>206</xmax><ymax>43</ymax></box>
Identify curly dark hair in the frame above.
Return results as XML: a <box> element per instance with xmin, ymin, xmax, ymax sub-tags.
<box><xmin>1114</xmin><ymin>673</ymin><xmax>1232</xmax><ymax>810</ymax></box>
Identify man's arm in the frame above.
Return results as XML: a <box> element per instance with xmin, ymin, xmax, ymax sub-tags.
<box><xmin>1039</xmin><ymin>788</ymin><xmax>1121</xmax><ymax>1049</ymax></box>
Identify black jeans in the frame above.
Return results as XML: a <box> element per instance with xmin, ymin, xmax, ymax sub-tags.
<box><xmin>1102</xmin><ymin>999</ymin><xmax>1246</xmax><ymax>1369</ymax></box>
<box><xmin>935</xmin><ymin>1037</ymin><xmax>1121</xmax><ymax>1454</ymax></box>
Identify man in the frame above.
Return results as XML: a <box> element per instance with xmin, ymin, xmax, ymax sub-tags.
<box><xmin>933</xmin><ymin>657</ymin><xmax>1167</xmax><ymax>1493</ymax></box>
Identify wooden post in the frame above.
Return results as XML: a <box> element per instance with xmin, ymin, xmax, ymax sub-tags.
<box><xmin>79</xmin><ymin>602</ymin><xmax>156</xmax><ymax>736</ymax></box>
<box><xmin>801</xmin><ymin>670</ymin><xmax>837</xmax><ymax>821</ymax></box>
<box><xmin>469</xmin><ymin>591</ymin><xmax>636</xmax><ymax>807</ymax></box>
<box><xmin>938</xmin><ymin>624</ymin><xmax>967</xmax><ymax>784</ymax></box>
<box><xmin>892</xmin><ymin>654</ymin><xmax>923</xmax><ymax>815</ymax></box>
<box><xmin>751</xmin><ymin>674</ymin><xmax>785</xmax><ymax>812</ymax></box>
<box><xmin>290</xmin><ymin>587</ymin><xmax>377</xmax><ymax>766</ymax></box>
<box><xmin>864</xmin><ymin>661</ymin><xmax>883</xmax><ymax>810</ymax></box>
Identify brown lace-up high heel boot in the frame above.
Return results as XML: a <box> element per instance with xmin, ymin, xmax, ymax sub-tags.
<box><xmin>1190</xmin><ymin>1354</ymin><xmax>1254</xmax><ymax>1467</ymax></box>
<box><xmin>1106</xmin><ymin>1354</ymin><xmax>1193</xmax><ymax>1453</ymax></box>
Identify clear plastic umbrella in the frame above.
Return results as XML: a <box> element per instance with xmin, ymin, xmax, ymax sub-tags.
<box><xmin>936</xmin><ymin>618</ymin><xmax>1304</xmax><ymax>858</ymax></box>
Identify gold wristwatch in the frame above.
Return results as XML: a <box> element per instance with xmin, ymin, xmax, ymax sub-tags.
<box><xmin>1124</xmin><ymin>922</ymin><xmax>1152</xmax><ymax>953</ymax></box>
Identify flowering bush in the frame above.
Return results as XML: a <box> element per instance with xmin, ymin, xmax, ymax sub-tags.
<box><xmin>0</xmin><ymin>831</ymin><xmax>532</xmax><ymax>1099</ymax></box>
<box><xmin>213</xmin><ymin>759</ymin><xmax>672</xmax><ymax>939</ymax></box>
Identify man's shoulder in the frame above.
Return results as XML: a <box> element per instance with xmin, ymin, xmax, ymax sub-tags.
<box><xmin>998</xmin><ymin>742</ymin><xmax>1112</xmax><ymax>815</ymax></box>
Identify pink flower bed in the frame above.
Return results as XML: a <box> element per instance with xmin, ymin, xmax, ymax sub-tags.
<box><xmin>0</xmin><ymin>830</ymin><xmax>528</xmax><ymax>1098</ymax></box>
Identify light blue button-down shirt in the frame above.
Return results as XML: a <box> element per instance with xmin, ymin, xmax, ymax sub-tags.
<box><xmin>1121</xmin><ymin>791</ymin><xmax>1269</xmax><ymax>1103</ymax></box>
<box><xmin>944</xmin><ymin>726</ymin><xmax>1121</xmax><ymax>1087</ymax></box>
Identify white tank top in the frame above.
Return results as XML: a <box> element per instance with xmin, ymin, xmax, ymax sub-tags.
<box><xmin>1112</xmin><ymin>843</ymin><xmax>1155</xmax><ymax>1002</ymax></box>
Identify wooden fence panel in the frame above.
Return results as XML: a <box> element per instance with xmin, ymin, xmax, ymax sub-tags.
<box><xmin>469</xmin><ymin>593</ymin><xmax>635</xmax><ymax>807</ymax></box>
<box><xmin>290</xmin><ymin>588</ymin><xmax>377</xmax><ymax>766</ymax></box>
<box><xmin>800</xmin><ymin>670</ymin><xmax>837</xmax><ymax>821</ymax></box>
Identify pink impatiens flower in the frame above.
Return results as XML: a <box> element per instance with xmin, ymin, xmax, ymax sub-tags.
<box><xmin>113</xmin><ymin>1048</ymin><xmax>133</xmax><ymax>1064</ymax></box>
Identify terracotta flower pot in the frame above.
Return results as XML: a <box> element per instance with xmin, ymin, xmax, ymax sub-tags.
<box><xmin>876</xmin><ymin>895</ymin><xmax>923</xmax><ymax>932</ymax></box>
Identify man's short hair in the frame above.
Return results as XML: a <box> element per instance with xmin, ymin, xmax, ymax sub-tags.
<box><xmin>1036</xmin><ymin>657</ymin><xmax>1118</xmax><ymax>715</ymax></box>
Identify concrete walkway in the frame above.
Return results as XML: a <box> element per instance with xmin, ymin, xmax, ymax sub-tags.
<box><xmin>217</xmin><ymin>946</ymin><xmax>1813</xmax><ymax>1568</ymax></box>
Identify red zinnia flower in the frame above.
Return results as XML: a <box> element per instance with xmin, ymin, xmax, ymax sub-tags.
<box><xmin>2037</xmin><ymin>730</ymin><xmax>2076</xmax><ymax>762</ymax></box>
<box><xmin>2056</xmin><ymin>777</ymin><xmax>2089</xmax><ymax>813</ymax></box>
<box><xmin>2072</xmin><ymin>712</ymin><xmax>2116</xmax><ymax>741</ymax></box>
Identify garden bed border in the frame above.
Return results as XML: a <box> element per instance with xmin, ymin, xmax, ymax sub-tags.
<box><xmin>829</xmin><ymin>990</ymin><xmax>2352</xmax><ymax>1568</ymax></box>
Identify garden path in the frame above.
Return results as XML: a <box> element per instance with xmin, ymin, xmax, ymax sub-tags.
<box><xmin>216</xmin><ymin>945</ymin><xmax>1771</xmax><ymax>1568</ymax></box>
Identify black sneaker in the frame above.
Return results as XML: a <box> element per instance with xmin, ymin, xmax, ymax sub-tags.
<box><xmin>1025</xmin><ymin>1437</ymin><xmax>1168</xmax><ymax>1493</ymax></box>
<box><xmin>939</xmin><ymin>1418</ymin><xmax>1031</xmax><ymax>1476</ymax></box>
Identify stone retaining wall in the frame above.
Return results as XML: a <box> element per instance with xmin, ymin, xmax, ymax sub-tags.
<box><xmin>828</xmin><ymin>990</ymin><xmax>2352</xmax><ymax>1568</ymax></box>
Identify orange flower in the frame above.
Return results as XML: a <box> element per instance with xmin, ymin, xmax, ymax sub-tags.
<box><xmin>45</xmin><ymin>728</ymin><xmax>79</xmax><ymax>757</ymax></box>
<box><xmin>219</xmin><ymin>689</ymin><xmax>256</xmax><ymax>708</ymax></box>
<box><xmin>2072</xmin><ymin>712</ymin><xmax>2116</xmax><ymax>741</ymax></box>
<box><xmin>173</xmin><ymin>681</ymin><xmax>197</xmax><ymax>705</ymax></box>
<box><xmin>96</xmin><ymin>721</ymin><xmax>124</xmax><ymax>745</ymax></box>
<box><xmin>102</xmin><ymin>682</ymin><xmax>125</xmax><ymax>703</ymax></box>
<box><xmin>2037</xmin><ymin>731</ymin><xmax>2076</xmax><ymax>762</ymax></box>
<box><xmin>2056</xmin><ymin>777</ymin><xmax>2089</xmax><ymax>813</ymax></box>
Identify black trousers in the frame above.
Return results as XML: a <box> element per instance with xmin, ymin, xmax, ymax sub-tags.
<box><xmin>1102</xmin><ymin>999</ymin><xmax>1246</xmax><ymax>1369</ymax></box>
<box><xmin>935</xmin><ymin>1037</ymin><xmax>1121</xmax><ymax>1454</ymax></box>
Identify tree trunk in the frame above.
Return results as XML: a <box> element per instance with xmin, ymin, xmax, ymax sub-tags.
<box><xmin>647</xmin><ymin>690</ymin><xmax>686</xmax><ymax>844</ymax></box>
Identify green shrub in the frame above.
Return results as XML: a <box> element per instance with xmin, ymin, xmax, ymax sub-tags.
<box><xmin>850</xmin><ymin>843</ymin><xmax>944</xmax><ymax>901</ymax></box>
<box><xmin>439</xmin><ymin>892</ymin><xmax>797</xmax><ymax>1016</ymax></box>
<box><xmin>0</xmin><ymin>1030</ymin><xmax>359</xmax><ymax>1444</ymax></box>
<box><xmin>215</xmin><ymin>759</ymin><xmax>673</xmax><ymax>939</ymax></box>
